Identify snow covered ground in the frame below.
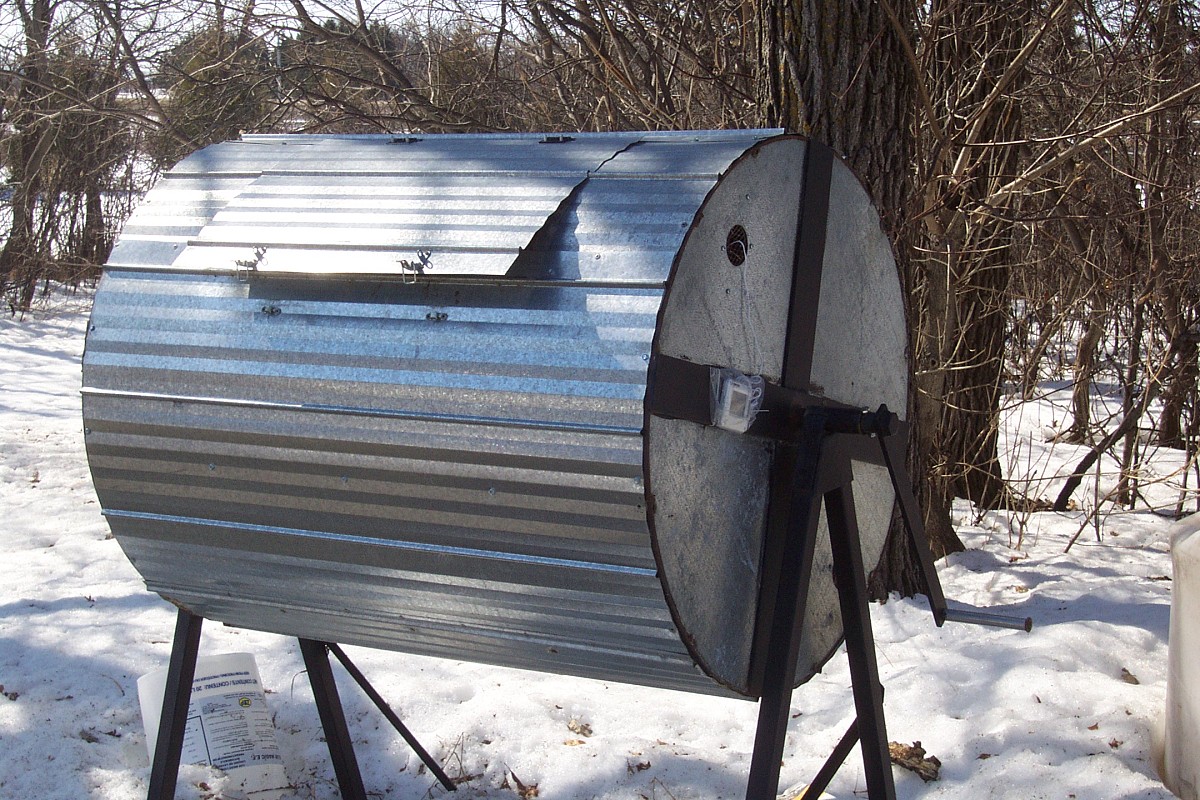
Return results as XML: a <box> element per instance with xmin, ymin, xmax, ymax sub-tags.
<box><xmin>0</xmin><ymin>288</ymin><xmax>1185</xmax><ymax>800</ymax></box>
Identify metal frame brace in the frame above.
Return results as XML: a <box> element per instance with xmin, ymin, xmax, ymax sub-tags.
<box><xmin>738</xmin><ymin>401</ymin><xmax>1031</xmax><ymax>800</ymax></box>
<box><xmin>745</xmin><ymin>405</ymin><xmax>898</xmax><ymax>800</ymax></box>
<box><xmin>145</xmin><ymin>613</ymin><xmax>456</xmax><ymax>800</ymax></box>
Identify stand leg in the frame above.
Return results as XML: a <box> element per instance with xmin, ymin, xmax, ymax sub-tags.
<box><xmin>876</xmin><ymin>422</ymin><xmax>948</xmax><ymax>624</ymax></box>
<box><xmin>147</xmin><ymin>609</ymin><xmax>204</xmax><ymax>800</ymax></box>
<box><xmin>797</xmin><ymin>717</ymin><xmax>859</xmax><ymax>800</ymax></box>
<box><xmin>748</xmin><ymin>423</ymin><xmax>899</xmax><ymax>800</ymax></box>
<box><xmin>328</xmin><ymin>644</ymin><xmax>456</xmax><ymax>791</ymax></box>
<box><xmin>746</xmin><ymin>410</ymin><xmax>828</xmax><ymax>800</ymax></box>
<box><xmin>826</xmin><ymin>482</ymin><xmax>897</xmax><ymax>800</ymax></box>
<box><xmin>299</xmin><ymin>640</ymin><xmax>368</xmax><ymax>800</ymax></box>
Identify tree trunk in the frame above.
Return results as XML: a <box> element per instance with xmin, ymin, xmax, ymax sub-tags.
<box><xmin>1065</xmin><ymin>306</ymin><xmax>1105</xmax><ymax>444</ymax></box>
<box><xmin>909</xmin><ymin>253</ymin><xmax>966</xmax><ymax>560</ymax></box>
<box><xmin>1117</xmin><ymin>301</ymin><xmax>1147</xmax><ymax>507</ymax></box>
<box><xmin>755</xmin><ymin>0</ymin><xmax>911</xmax><ymax>219</ymax></box>
<box><xmin>0</xmin><ymin>0</ymin><xmax>55</xmax><ymax>309</ymax></box>
<box><xmin>81</xmin><ymin>181</ymin><xmax>109</xmax><ymax>268</ymax></box>
<box><xmin>1142</xmin><ymin>0</ymin><xmax>1192</xmax><ymax>451</ymax></box>
<box><xmin>754</xmin><ymin>0</ymin><xmax>949</xmax><ymax>596</ymax></box>
<box><xmin>1159</xmin><ymin>339</ymin><xmax>1199</xmax><ymax>449</ymax></box>
<box><xmin>939</xmin><ymin>229</ymin><xmax>1011</xmax><ymax>510</ymax></box>
<box><xmin>1143</xmin><ymin>0</ymin><xmax>1197</xmax><ymax>453</ymax></box>
<box><xmin>917</xmin><ymin>0</ymin><xmax>1034</xmax><ymax>513</ymax></box>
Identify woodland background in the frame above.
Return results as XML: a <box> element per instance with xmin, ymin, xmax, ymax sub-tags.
<box><xmin>1</xmin><ymin>0</ymin><xmax>1198</xmax><ymax>591</ymax></box>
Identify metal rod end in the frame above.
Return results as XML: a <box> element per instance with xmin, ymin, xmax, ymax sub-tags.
<box><xmin>944</xmin><ymin>608</ymin><xmax>1033</xmax><ymax>632</ymax></box>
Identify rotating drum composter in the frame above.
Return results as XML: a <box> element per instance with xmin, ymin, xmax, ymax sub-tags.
<box><xmin>83</xmin><ymin>130</ymin><xmax>907</xmax><ymax>699</ymax></box>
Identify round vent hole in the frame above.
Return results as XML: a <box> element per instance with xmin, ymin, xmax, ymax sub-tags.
<box><xmin>725</xmin><ymin>225</ymin><xmax>749</xmax><ymax>266</ymax></box>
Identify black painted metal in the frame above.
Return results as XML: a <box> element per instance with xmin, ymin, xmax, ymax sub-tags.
<box><xmin>876</xmin><ymin>418</ymin><xmax>949</xmax><ymax>626</ymax></box>
<box><xmin>645</xmin><ymin>354</ymin><xmax>713</xmax><ymax>428</ymax></box>
<box><xmin>327</xmin><ymin>644</ymin><xmax>456</xmax><ymax>791</ymax></box>
<box><xmin>745</xmin><ymin>139</ymin><xmax>875</xmax><ymax>800</ymax></box>
<box><xmin>744</xmin><ymin>414</ymin><xmax>900</xmax><ymax>800</ymax></box>
<box><xmin>876</xmin><ymin>419</ymin><xmax>1032</xmax><ymax>632</ymax></box>
<box><xmin>826</xmin><ymin>453</ymin><xmax>897</xmax><ymax>800</ymax></box>
<box><xmin>299</xmin><ymin>639</ymin><xmax>369</xmax><ymax>800</ymax></box>
<box><xmin>147</xmin><ymin>609</ymin><xmax>204</xmax><ymax>800</ymax></box>
<box><xmin>147</xmin><ymin>622</ymin><xmax>452</xmax><ymax>800</ymax></box>
<box><xmin>748</xmin><ymin>140</ymin><xmax>836</xmax><ymax>693</ymax></box>
<box><xmin>801</xmin><ymin>717</ymin><xmax>862</xmax><ymax>800</ymax></box>
<box><xmin>747</xmin><ymin>411</ymin><xmax>1032</xmax><ymax>800</ymax></box>
<box><xmin>647</xmin><ymin>354</ymin><xmax>899</xmax><ymax>451</ymax></box>
<box><xmin>782</xmin><ymin>140</ymin><xmax>835</xmax><ymax>390</ymax></box>
<box><xmin>745</xmin><ymin>409</ymin><xmax>830</xmax><ymax>799</ymax></box>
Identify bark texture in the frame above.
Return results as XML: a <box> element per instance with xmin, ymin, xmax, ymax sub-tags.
<box><xmin>755</xmin><ymin>0</ymin><xmax>931</xmax><ymax>596</ymax></box>
<box><xmin>0</xmin><ymin>0</ymin><xmax>55</xmax><ymax>309</ymax></box>
<box><xmin>915</xmin><ymin>0</ymin><xmax>1034</xmax><ymax>516</ymax></box>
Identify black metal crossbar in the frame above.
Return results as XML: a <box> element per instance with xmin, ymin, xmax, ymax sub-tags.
<box><xmin>326</xmin><ymin>643</ymin><xmax>456</xmax><ymax>791</ymax></box>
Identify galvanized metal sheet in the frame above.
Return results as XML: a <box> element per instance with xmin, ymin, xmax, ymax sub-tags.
<box><xmin>647</xmin><ymin>138</ymin><xmax>908</xmax><ymax>694</ymax></box>
<box><xmin>508</xmin><ymin>177</ymin><xmax>713</xmax><ymax>284</ymax></box>
<box><xmin>591</xmin><ymin>138</ymin><xmax>782</xmax><ymax>179</ymax></box>
<box><xmin>107</xmin><ymin>176</ymin><xmax>258</xmax><ymax>269</ymax></box>
<box><xmin>184</xmin><ymin>173</ymin><xmax>581</xmax><ymax>277</ymax></box>
<box><xmin>169</xmin><ymin>133</ymin><xmax>646</xmax><ymax>177</ymax></box>
<box><xmin>83</xmin><ymin>130</ymin><xmax>908</xmax><ymax>700</ymax></box>
<box><xmin>106</xmin><ymin>131</ymin><xmax>773</xmax><ymax>282</ymax></box>
<box><xmin>83</xmin><ymin>263</ymin><xmax>716</xmax><ymax>693</ymax></box>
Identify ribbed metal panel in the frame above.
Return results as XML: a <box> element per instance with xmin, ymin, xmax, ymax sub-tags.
<box><xmin>83</xmin><ymin>267</ymin><xmax>722</xmax><ymax>691</ymax></box>
<box><xmin>167</xmin><ymin>133</ymin><xmax>644</xmax><ymax>177</ymax></box>
<box><xmin>84</xmin><ymin>130</ymin><xmax>781</xmax><ymax>697</ymax></box>
<box><xmin>108</xmin><ymin>132</ymin><xmax>752</xmax><ymax>280</ymax></box>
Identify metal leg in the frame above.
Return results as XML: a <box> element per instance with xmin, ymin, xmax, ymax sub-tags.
<box><xmin>748</xmin><ymin>420</ymin><xmax>899</xmax><ymax>800</ymax></box>
<box><xmin>826</xmin><ymin>481</ymin><xmax>897</xmax><ymax>800</ymax></box>
<box><xmin>299</xmin><ymin>639</ymin><xmax>368</xmax><ymax>800</ymax></box>
<box><xmin>798</xmin><ymin>717</ymin><xmax>860</xmax><ymax>800</ymax></box>
<box><xmin>147</xmin><ymin>609</ymin><xmax>204</xmax><ymax>800</ymax></box>
<box><xmin>327</xmin><ymin>644</ymin><xmax>456</xmax><ymax>791</ymax></box>
<box><xmin>746</xmin><ymin>410</ymin><xmax>829</xmax><ymax>800</ymax></box>
<box><xmin>876</xmin><ymin>419</ymin><xmax>949</xmax><ymax>624</ymax></box>
<box><xmin>879</xmin><ymin>417</ymin><xmax>1031</xmax><ymax>631</ymax></box>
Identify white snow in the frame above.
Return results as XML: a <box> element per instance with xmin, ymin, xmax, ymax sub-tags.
<box><xmin>0</xmin><ymin>288</ymin><xmax>1182</xmax><ymax>800</ymax></box>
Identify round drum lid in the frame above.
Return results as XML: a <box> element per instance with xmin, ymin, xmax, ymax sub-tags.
<box><xmin>645</xmin><ymin>137</ymin><xmax>908</xmax><ymax>697</ymax></box>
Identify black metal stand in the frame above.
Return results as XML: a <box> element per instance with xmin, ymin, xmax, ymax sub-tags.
<box><xmin>648</xmin><ymin>354</ymin><xmax>1034</xmax><ymax>800</ymax></box>
<box><xmin>146</xmin><ymin>609</ymin><xmax>204</xmax><ymax>800</ymax></box>
<box><xmin>326</xmin><ymin>643</ymin><xmax>456</xmax><ymax>789</ymax></box>
<box><xmin>146</xmin><ymin>610</ymin><xmax>454</xmax><ymax>800</ymax></box>
<box><xmin>742</xmin><ymin>403</ymin><xmax>1032</xmax><ymax>800</ymax></box>
<box><xmin>298</xmin><ymin>639</ymin><xmax>369</xmax><ymax>800</ymax></box>
<box><xmin>745</xmin><ymin>407</ymin><xmax>896</xmax><ymax>800</ymax></box>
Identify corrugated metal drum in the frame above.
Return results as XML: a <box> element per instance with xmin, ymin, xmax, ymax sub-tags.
<box><xmin>82</xmin><ymin>131</ymin><xmax>906</xmax><ymax>698</ymax></box>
